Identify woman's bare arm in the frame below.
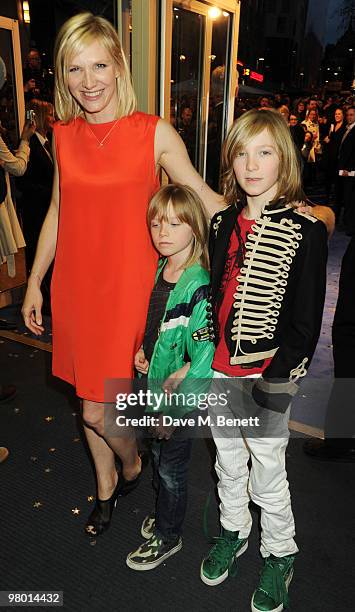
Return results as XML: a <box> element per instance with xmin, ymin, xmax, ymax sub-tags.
<box><xmin>155</xmin><ymin>119</ymin><xmax>226</xmax><ymax>218</ymax></box>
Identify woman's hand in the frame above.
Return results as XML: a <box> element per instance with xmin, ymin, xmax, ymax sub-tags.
<box><xmin>296</xmin><ymin>202</ymin><xmax>313</xmax><ymax>214</ymax></box>
<box><xmin>20</xmin><ymin>120</ymin><xmax>36</xmax><ymax>143</ymax></box>
<box><xmin>134</xmin><ymin>348</ymin><xmax>149</xmax><ymax>374</ymax></box>
<box><xmin>21</xmin><ymin>277</ymin><xmax>44</xmax><ymax>335</ymax></box>
<box><xmin>295</xmin><ymin>202</ymin><xmax>335</xmax><ymax>236</ymax></box>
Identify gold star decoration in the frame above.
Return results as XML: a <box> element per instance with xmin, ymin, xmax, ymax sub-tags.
<box><xmin>33</xmin><ymin>501</ymin><xmax>43</xmax><ymax>509</ymax></box>
<box><xmin>85</xmin><ymin>525</ymin><xmax>97</xmax><ymax>535</ymax></box>
<box><xmin>87</xmin><ymin>495</ymin><xmax>95</xmax><ymax>503</ymax></box>
<box><xmin>71</xmin><ymin>507</ymin><xmax>81</xmax><ymax>515</ymax></box>
<box><xmin>44</xmin><ymin>468</ymin><xmax>52</xmax><ymax>473</ymax></box>
<box><xmin>45</xmin><ymin>416</ymin><xmax>54</xmax><ymax>422</ymax></box>
<box><xmin>49</xmin><ymin>448</ymin><xmax>56</xmax><ymax>453</ymax></box>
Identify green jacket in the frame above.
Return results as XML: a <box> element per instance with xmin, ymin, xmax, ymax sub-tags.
<box><xmin>146</xmin><ymin>259</ymin><xmax>215</xmax><ymax>417</ymax></box>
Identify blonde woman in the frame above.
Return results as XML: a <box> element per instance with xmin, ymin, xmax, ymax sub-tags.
<box><xmin>21</xmin><ymin>12</ymin><xmax>223</xmax><ymax>537</ymax></box>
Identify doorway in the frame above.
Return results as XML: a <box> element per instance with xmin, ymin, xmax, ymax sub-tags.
<box><xmin>162</xmin><ymin>1</ymin><xmax>238</xmax><ymax>189</ymax></box>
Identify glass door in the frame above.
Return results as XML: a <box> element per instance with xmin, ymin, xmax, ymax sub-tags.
<box><xmin>163</xmin><ymin>1</ymin><xmax>212</xmax><ymax>175</ymax></box>
<box><xmin>0</xmin><ymin>17</ymin><xmax>24</xmax><ymax>147</ymax></box>
<box><xmin>205</xmin><ymin>10</ymin><xmax>232</xmax><ymax>190</ymax></box>
<box><xmin>162</xmin><ymin>1</ymin><xmax>237</xmax><ymax>182</ymax></box>
<box><xmin>170</xmin><ymin>3</ymin><xmax>209</xmax><ymax>170</ymax></box>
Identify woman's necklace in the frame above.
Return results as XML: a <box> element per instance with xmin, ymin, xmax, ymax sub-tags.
<box><xmin>86</xmin><ymin>118</ymin><xmax>120</xmax><ymax>147</ymax></box>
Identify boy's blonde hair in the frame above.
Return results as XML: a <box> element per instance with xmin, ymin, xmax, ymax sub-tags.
<box><xmin>147</xmin><ymin>184</ymin><xmax>210</xmax><ymax>270</ymax></box>
<box><xmin>221</xmin><ymin>108</ymin><xmax>304</xmax><ymax>207</ymax></box>
<box><xmin>54</xmin><ymin>12</ymin><xmax>136</xmax><ymax>122</ymax></box>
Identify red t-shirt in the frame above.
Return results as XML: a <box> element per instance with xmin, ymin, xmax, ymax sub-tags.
<box><xmin>212</xmin><ymin>213</ymin><xmax>271</xmax><ymax>377</ymax></box>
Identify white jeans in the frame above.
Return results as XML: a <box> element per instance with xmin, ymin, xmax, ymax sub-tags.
<box><xmin>209</xmin><ymin>370</ymin><xmax>298</xmax><ymax>558</ymax></box>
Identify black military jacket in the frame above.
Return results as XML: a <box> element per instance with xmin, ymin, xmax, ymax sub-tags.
<box><xmin>209</xmin><ymin>201</ymin><xmax>328</xmax><ymax>411</ymax></box>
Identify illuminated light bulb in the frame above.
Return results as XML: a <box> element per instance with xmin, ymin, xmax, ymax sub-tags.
<box><xmin>23</xmin><ymin>1</ymin><xmax>30</xmax><ymax>23</ymax></box>
<box><xmin>209</xmin><ymin>7</ymin><xmax>222</xmax><ymax>19</ymax></box>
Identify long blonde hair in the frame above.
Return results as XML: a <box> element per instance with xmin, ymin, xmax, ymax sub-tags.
<box><xmin>221</xmin><ymin>108</ymin><xmax>304</xmax><ymax>207</ymax></box>
<box><xmin>54</xmin><ymin>12</ymin><xmax>136</xmax><ymax>122</ymax></box>
<box><xmin>147</xmin><ymin>184</ymin><xmax>210</xmax><ymax>270</ymax></box>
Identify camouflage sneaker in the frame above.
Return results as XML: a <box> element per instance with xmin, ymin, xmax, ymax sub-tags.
<box><xmin>126</xmin><ymin>534</ymin><xmax>182</xmax><ymax>571</ymax></box>
<box><xmin>141</xmin><ymin>513</ymin><xmax>155</xmax><ymax>539</ymax></box>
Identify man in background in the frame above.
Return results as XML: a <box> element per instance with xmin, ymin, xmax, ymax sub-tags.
<box><xmin>338</xmin><ymin>107</ymin><xmax>355</xmax><ymax>235</ymax></box>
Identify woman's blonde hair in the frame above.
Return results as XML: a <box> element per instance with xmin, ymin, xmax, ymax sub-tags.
<box><xmin>221</xmin><ymin>108</ymin><xmax>304</xmax><ymax>207</ymax></box>
<box><xmin>147</xmin><ymin>184</ymin><xmax>210</xmax><ymax>270</ymax></box>
<box><xmin>54</xmin><ymin>12</ymin><xmax>136</xmax><ymax>122</ymax></box>
<box><xmin>26</xmin><ymin>99</ymin><xmax>53</xmax><ymax>134</ymax></box>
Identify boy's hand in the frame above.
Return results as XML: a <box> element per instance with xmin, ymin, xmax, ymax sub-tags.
<box><xmin>150</xmin><ymin>415</ymin><xmax>176</xmax><ymax>441</ymax></box>
<box><xmin>162</xmin><ymin>362</ymin><xmax>191</xmax><ymax>395</ymax></box>
<box><xmin>134</xmin><ymin>348</ymin><xmax>149</xmax><ymax>374</ymax></box>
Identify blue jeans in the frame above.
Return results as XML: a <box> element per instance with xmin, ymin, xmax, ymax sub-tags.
<box><xmin>151</xmin><ymin>420</ymin><xmax>194</xmax><ymax>542</ymax></box>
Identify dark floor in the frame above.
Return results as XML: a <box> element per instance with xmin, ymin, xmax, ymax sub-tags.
<box><xmin>1</xmin><ymin>338</ymin><xmax>354</xmax><ymax>612</ymax></box>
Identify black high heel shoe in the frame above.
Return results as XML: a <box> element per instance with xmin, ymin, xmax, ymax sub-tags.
<box><xmin>84</xmin><ymin>478</ymin><xmax>120</xmax><ymax>537</ymax></box>
<box><xmin>85</xmin><ymin>457</ymin><xmax>147</xmax><ymax>537</ymax></box>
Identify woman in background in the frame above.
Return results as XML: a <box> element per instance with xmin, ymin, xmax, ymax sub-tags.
<box><xmin>17</xmin><ymin>99</ymin><xmax>54</xmax><ymax>312</ymax></box>
<box><xmin>0</xmin><ymin>55</ymin><xmax>35</xmax><ymax>279</ymax></box>
<box><xmin>322</xmin><ymin>108</ymin><xmax>346</xmax><ymax>212</ymax></box>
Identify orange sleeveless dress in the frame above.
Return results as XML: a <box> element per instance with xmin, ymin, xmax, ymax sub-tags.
<box><xmin>51</xmin><ymin>112</ymin><xmax>160</xmax><ymax>401</ymax></box>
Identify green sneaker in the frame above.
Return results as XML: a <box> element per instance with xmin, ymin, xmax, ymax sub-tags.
<box><xmin>251</xmin><ymin>554</ymin><xmax>295</xmax><ymax>612</ymax></box>
<box><xmin>200</xmin><ymin>528</ymin><xmax>248</xmax><ymax>586</ymax></box>
<box><xmin>126</xmin><ymin>534</ymin><xmax>182</xmax><ymax>571</ymax></box>
<box><xmin>141</xmin><ymin>513</ymin><xmax>155</xmax><ymax>539</ymax></box>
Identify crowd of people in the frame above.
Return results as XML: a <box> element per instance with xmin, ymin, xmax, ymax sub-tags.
<box><xmin>253</xmin><ymin>93</ymin><xmax>355</xmax><ymax>235</ymax></box>
<box><xmin>0</xmin><ymin>12</ymin><xmax>354</xmax><ymax>612</ymax></box>
<box><xmin>176</xmin><ymin>91</ymin><xmax>355</xmax><ymax>235</ymax></box>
